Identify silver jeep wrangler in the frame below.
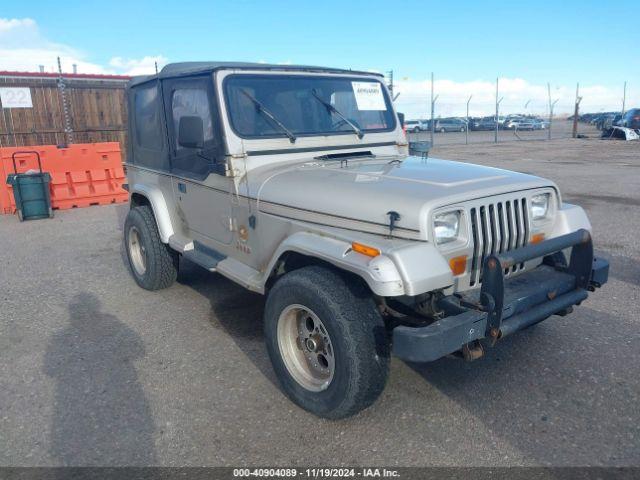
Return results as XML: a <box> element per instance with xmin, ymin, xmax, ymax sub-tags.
<box><xmin>123</xmin><ymin>62</ymin><xmax>609</xmax><ymax>419</ymax></box>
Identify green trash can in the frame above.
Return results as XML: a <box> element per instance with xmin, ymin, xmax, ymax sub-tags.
<box><xmin>6</xmin><ymin>151</ymin><xmax>53</xmax><ymax>221</ymax></box>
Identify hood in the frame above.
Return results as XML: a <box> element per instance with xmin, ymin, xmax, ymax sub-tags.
<box><xmin>249</xmin><ymin>155</ymin><xmax>555</xmax><ymax>240</ymax></box>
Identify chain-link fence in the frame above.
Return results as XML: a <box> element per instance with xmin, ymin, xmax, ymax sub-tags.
<box><xmin>385</xmin><ymin>72</ymin><xmax>631</xmax><ymax>146</ymax></box>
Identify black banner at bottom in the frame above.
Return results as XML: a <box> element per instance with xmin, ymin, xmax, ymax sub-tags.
<box><xmin>0</xmin><ymin>467</ymin><xmax>638</xmax><ymax>480</ymax></box>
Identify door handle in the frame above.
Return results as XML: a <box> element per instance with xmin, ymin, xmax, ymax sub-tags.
<box><xmin>178</xmin><ymin>182</ymin><xmax>187</xmax><ymax>194</ymax></box>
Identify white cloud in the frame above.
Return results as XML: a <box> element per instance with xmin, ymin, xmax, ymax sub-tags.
<box><xmin>393</xmin><ymin>77</ymin><xmax>635</xmax><ymax>119</ymax></box>
<box><xmin>0</xmin><ymin>17</ymin><xmax>36</xmax><ymax>34</ymax></box>
<box><xmin>109</xmin><ymin>56</ymin><xmax>168</xmax><ymax>76</ymax></box>
<box><xmin>0</xmin><ymin>17</ymin><xmax>166</xmax><ymax>75</ymax></box>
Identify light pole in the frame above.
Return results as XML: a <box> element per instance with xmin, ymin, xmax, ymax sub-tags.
<box><xmin>430</xmin><ymin>72</ymin><xmax>437</xmax><ymax>147</ymax></box>
<box><xmin>494</xmin><ymin>77</ymin><xmax>502</xmax><ymax>143</ymax></box>
<box><xmin>546</xmin><ymin>82</ymin><xmax>559</xmax><ymax>141</ymax></box>
<box><xmin>572</xmin><ymin>83</ymin><xmax>582</xmax><ymax>138</ymax></box>
<box><xmin>466</xmin><ymin>95</ymin><xmax>472</xmax><ymax>145</ymax></box>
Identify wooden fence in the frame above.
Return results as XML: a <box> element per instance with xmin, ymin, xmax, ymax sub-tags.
<box><xmin>0</xmin><ymin>72</ymin><xmax>130</xmax><ymax>152</ymax></box>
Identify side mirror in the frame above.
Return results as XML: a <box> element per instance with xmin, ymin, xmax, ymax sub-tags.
<box><xmin>397</xmin><ymin>112</ymin><xmax>405</xmax><ymax>127</ymax></box>
<box><xmin>178</xmin><ymin>116</ymin><xmax>204</xmax><ymax>149</ymax></box>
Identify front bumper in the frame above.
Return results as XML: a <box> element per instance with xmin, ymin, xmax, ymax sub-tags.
<box><xmin>392</xmin><ymin>229</ymin><xmax>609</xmax><ymax>362</ymax></box>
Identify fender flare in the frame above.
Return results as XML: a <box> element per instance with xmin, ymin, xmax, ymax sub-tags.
<box><xmin>550</xmin><ymin>203</ymin><xmax>592</xmax><ymax>237</ymax></box>
<box><xmin>130</xmin><ymin>183</ymin><xmax>175</xmax><ymax>243</ymax></box>
<box><xmin>263</xmin><ymin>232</ymin><xmax>406</xmax><ymax>297</ymax></box>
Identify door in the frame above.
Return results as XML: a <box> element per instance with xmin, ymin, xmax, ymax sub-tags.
<box><xmin>162</xmin><ymin>76</ymin><xmax>234</xmax><ymax>246</ymax></box>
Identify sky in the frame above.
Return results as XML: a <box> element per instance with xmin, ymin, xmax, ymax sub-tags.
<box><xmin>1</xmin><ymin>0</ymin><xmax>638</xmax><ymax>118</ymax></box>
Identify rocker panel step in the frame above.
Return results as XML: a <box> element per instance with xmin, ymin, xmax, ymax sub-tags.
<box><xmin>182</xmin><ymin>240</ymin><xmax>226</xmax><ymax>271</ymax></box>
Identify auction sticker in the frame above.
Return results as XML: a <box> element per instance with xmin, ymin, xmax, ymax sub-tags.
<box><xmin>352</xmin><ymin>82</ymin><xmax>386</xmax><ymax>111</ymax></box>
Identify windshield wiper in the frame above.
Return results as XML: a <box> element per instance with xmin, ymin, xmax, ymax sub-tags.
<box><xmin>310</xmin><ymin>89</ymin><xmax>364</xmax><ymax>139</ymax></box>
<box><xmin>239</xmin><ymin>89</ymin><xmax>296</xmax><ymax>143</ymax></box>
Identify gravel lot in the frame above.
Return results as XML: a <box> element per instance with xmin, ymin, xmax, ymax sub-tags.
<box><xmin>1</xmin><ymin>136</ymin><xmax>638</xmax><ymax>467</ymax></box>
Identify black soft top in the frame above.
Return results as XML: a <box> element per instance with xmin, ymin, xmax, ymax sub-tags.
<box><xmin>128</xmin><ymin>61</ymin><xmax>382</xmax><ymax>87</ymax></box>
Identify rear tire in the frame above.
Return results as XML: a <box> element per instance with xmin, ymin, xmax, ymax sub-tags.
<box><xmin>264</xmin><ymin>266</ymin><xmax>389</xmax><ymax>419</ymax></box>
<box><xmin>124</xmin><ymin>205</ymin><xmax>178</xmax><ymax>290</ymax></box>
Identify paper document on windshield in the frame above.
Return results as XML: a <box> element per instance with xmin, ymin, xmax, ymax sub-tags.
<box><xmin>352</xmin><ymin>82</ymin><xmax>386</xmax><ymax>111</ymax></box>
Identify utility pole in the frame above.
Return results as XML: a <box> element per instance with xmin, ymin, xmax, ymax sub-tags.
<box><xmin>572</xmin><ymin>82</ymin><xmax>582</xmax><ymax>138</ymax></box>
<box><xmin>57</xmin><ymin>56</ymin><xmax>73</xmax><ymax>145</ymax></box>
<box><xmin>466</xmin><ymin>95</ymin><xmax>472</xmax><ymax>145</ymax></box>
<box><xmin>430</xmin><ymin>72</ymin><xmax>437</xmax><ymax>147</ymax></box>
<box><xmin>547</xmin><ymin>82</ymin><xmax>558</xmax><ymax>141</ymax></box>
<box><xmin>621</xmin><ymin>81</ymin><xmax>627</xmax><ymax>116</ymax></box>
<box><xmin>155</xmin><ymin>61</ymin><xmax>158</xmax><ymax>74</ymax></box>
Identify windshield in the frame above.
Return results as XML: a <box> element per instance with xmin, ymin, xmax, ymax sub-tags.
<box><xmin>223</xmin><ymin>74</ymin><xmax>396</xmax><ymax>139</ymax></box>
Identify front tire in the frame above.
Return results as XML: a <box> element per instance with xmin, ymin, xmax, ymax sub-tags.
<box><xmin>124</xmin><ymin>205</ymin><xmax>178</xmax><ymax>290</ymax></box>
<box><xmin>264</xmin><ymin>266</ymin><xmax>389</xmax><ymax>419</ymax></box>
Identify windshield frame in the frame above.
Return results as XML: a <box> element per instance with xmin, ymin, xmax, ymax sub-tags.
<box><xmin>221</xmin><ymin>73</ymin><xmax>397</xmax><ymax>141</ymax></box>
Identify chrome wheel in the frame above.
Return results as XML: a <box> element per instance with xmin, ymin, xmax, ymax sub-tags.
<box><xmin>128</xmin><ymin>225</ymin><xmax>147</xmax><ymax>276</ymax></box>
<box><xmin>277</xmin><ymin>304</ymin><xmax>335</xmax><ymax>392</ymax></box>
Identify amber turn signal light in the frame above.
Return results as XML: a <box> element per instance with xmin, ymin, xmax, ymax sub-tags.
<box><xmin>351</xmin><ymin>242</ymin><xmax>381</xmax><ymax>258</ymax></box>
<box><xmin>531</xmin><ymin>233</ymin><xmax>545</xmax><ymax>244</ymax></box>
<box><xmin>449</xmin><ymin>255</ymin><xmax>467</xmax><ymax>276</ymax></box>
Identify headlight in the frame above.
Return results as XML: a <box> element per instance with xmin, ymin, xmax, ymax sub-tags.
<box><xmin>434</xmin><ymin>211</ymin><xmax>461</xmax><ymax>244</ymax></box>
<box><xmin>531</xmin><ymin>193</ymin><xmax>550</xmax><ymax>220</ymax></box>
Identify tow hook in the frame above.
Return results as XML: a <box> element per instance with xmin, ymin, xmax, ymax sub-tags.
<box><xmin>462</xmin><ymin>340</ymin><xmax>484</xmax><ymax>361</ymax></box>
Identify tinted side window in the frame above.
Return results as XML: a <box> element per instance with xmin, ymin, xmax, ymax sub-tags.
<box><xmin>132</xmin><ymin>82</ymin><xmax>169</xmax><ymax>170</ymax></box>
<box><xmin>135</xmin><ymin>84</ymin><xmax>161</xmax><ymax>150</ymax></box>
<box><xmin>165</xmin><ymin>82</ymin><xmax>219</xmax><ymax>179</ymax></box>
<box><xmin>172</xmin><ymin>88</ymin><xmax>214</xmax><ymax>153</ymax></box>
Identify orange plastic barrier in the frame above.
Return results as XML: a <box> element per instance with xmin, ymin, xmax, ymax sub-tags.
<box><xmin>0</xmin><ymin>143</ymin><xmax>128</xmax><ymax>214</ymax></box>
<box><xmin>0</xmin><ymin>158</ymin><xmax>13</xmax><ymax>214</ymax></box>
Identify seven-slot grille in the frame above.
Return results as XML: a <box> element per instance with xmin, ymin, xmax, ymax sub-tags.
<box><xmin>469</xmin><ymin>197</ymin><xmax>529</xmax><ymax>286</ymax></box>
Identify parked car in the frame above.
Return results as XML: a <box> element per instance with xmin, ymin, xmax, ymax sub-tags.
<box><xmin>123</xmin><ymin>61</ymin><xmax>609</xmax><ymax>419</ymax></box>
<box><xmin>503</xmin><ymin>117</ymin><xmax>523</xmax><ymax>130</ymax></box>
<box><xmin>532</xmin><ymin>118</ymin><xmax>549</xmax><ymax>130</ymax></box>
<box><xmin>404</xmin><ymin>119</ymin><xmax>428</xmax><ymax>133</ymax></box>
<box><xmin>469</xmin><ymin>117</ymin><xmax>497</xmax><ymax>131</ymax></box>
<box><xmin>594</xmin><ymin>113</ymin><xmax>614</xmax><ymax>130</ymax></box>
<box><xmin>582</xmin><ymin>112</ymin><xmax>615</xmax><ymax>125</ymax></box>
<box><xmin>503</xmin><ymin>117</ymin><xmax>536</xmax><ymax>131</ymax></box>
<box><xmin>434</xmin><ymin>118</ymin><xmax>467</xmax><ymax>132</ymax></box>
<box><xmin>581</xmin><ymin>113</ymin><xmax>600</xmax><ymax>123</ymax></box>
<box><xmin>600</xmin><ymin>114</ymin><xmax>623</xmax><ymax>130</ymax></box>
<box><xmin>518</xmin><ymin>119</ymin><xmax>537</xmax><ymax>131</ymax></box>
<box><xmin>621</xmin><ymin>108</ymin><xmax>640</xmax><ymax>129</ymax></box>
<box><xmin>466</xmin><ymin>116</ymin><xmax>481</xmax><ymax>127</ymax></box>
